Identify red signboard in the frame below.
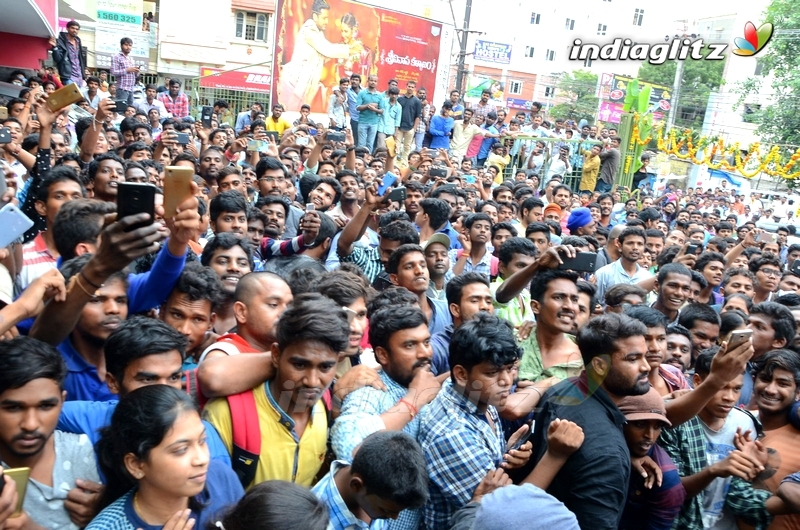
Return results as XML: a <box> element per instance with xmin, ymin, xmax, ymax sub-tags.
<box><xmin>199</xmin><ymin>67</ymin><xmax>271</xmax><ymax>94</ymax></box>
<box><xmin>273</xmin><ymin>0</ymin><xmax>441</xmax><ymax>113</ymax></box>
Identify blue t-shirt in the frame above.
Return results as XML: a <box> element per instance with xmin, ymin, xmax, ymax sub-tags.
<box><xmin>58</xmin><ymin>338</ymin><xmax>117</xmax><ymax>402</ymax></box>
<box><xmin>478</xmin><ymin>125</ymin><xmax>499</xmax><ymax>159</ymax></box>
<box><xmin>58</xmin><ymin>400</ymin><xmax>231</xmax><ymax>468</ymax></box>
<box><xmin>85</xmin><ymin>460</ymin><xmax>243</xmax><ymax>530</ymax></box>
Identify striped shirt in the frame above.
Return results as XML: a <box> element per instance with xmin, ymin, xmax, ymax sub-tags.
<box><xmin>16</xmin><ymin>232</ymin><xmax>57</xmax><ymax>293</ymax></box>
<box><xmin>111</xmin><ymin>51</ymin><xmax>136</xmax><ymax>91</ymax></box>
<box><xmin>339</xmin><ymin>246</ymin><xmax>384</xmax><ymax>284</ymax></box>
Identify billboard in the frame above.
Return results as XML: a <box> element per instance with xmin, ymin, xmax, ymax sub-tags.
<box><xmin>474</xmin><ymin>40</ymin><xmax>512</xmax><ymax>64</ymax></box>
<box><xmin>602</xmin><ymin>74</ymin><xmax>670</xmax><ymax>123</ymax></box>
<box><xmin>465</xmin><ymin>75</ymin><xmax>504</xmax><ymax>106</ymax></box>
<box><xmin>200</xmin><ymin>67</ymin><xmax>272</xmax><ymax>94</ymax></box>
<box><xmin>274</xmin><ymin>0</ymin><xmax>442</xmax><ymax>113</ymax></box>
<box><xmin>94</xmin><ymin>0</ymin><xmax>151</xmax><ymax>71</ymax></box>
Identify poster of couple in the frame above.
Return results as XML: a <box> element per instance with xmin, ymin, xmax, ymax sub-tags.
<box><xmin>274</xmin><ymin>0</ymin><xmax>442</xmax><ymax>113</ymax></box>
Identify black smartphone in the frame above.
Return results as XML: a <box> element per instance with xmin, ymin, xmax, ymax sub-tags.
<box><xmin>558</xmin><ymin>252</ymin><xmax>597</xmax><ymax>272</ymax></box>
<box><xmin>265</xmin><ymin>131</ymin><xmax>279</xmax><ymax>142</ymax></box>
<box><xmin>0</xmin><ymin>127</ymin><xmax>10</xmax><ymax>144</ymax></box>
<box><xmin>507</xmin><ymin>424</ymin><xmax>533</xmax><ymax>452</ymax></box>
<box><xmin>686</xmin><ymin>244</ymin><xmax>701</xmax><ymax>256</ymax></box>
<box><xmin>175</xmin><ymin>132</ymin><xmax>190</xmax><ymax>145</ymax></box>
<box><xmin>114</xmin><ymin>99</ymin><xmax>128</xmax><ymax>113</ymax></box>
<box><xmin>387</xmin><ymin>186</ymin><xmax>406</xmax><ymax>203</ymax></box>
<box><xmin>201</xmin><ymin>106</ymin><xmax>213</xmax><ymax>128</ymax></box>
<box><xmin>791</xmin><ymin>259</ymin><xmax>800</xmax><ymax>276</ymax></box>
<box><xmin>327</xmin><ymin>131</ymin><xmax>345</xmax><ymax>142</ymax></box>
<box><xmin>117</xmin><ymin>182</ymin><xmax>156</xmax><ymax>232</ymax></box>
<box><xmin>429</xmin><ymin>167</ymin><xmax>447</xmax><ymax>178</ymax></box>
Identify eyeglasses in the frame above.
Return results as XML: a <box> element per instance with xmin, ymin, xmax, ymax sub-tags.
<box><xmin>759</xmin><ymin>268</ymin><xmax>782</xmax><ymax>278</ymax></box>
<box><xmin>258</xmin><ymin>177</ymin><xmax>286</xmax><ymax>183</ymax></box>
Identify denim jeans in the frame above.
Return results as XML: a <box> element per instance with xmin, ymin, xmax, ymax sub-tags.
<box><xmin>595</xmin><ymin>179</ymin><xmax>612</xmax><ymax>193</ymax></box>
<box><xmin>116</xmin><ymin>89</ymin><xmax>134</xmax><ymax>106</ymax></box>
<box><xmin>358</xmin><ymin>123</ymin><xmax>378</xmax><ymax>150</ymax></box>
<box><xmin>414</xmin><ymin>131</ymin><xmax>425</xmax><ymax>151</ymax></box>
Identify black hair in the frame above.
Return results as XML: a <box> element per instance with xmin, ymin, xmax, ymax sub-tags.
<box><xmin>657</xmin><ymin>262</ymin><xmax>693</xmax><ymax>284</ymax></box>
<box><xmin>200</xmin><ymin>232</ymin><xmax>254</xmax><ymax>271</ymax></box>
<box><xmin>749</xmin><ymin>254</ymin><xmax>783</xmax><ymax>275</ymax></box>
<box><xmin>638</xmin><ymin>208</ymin><xmax>660</xmax><ymax>224</ymax></box>
<box><xmin>306</xmin><ymin>210</ymin><xmax>337</xmax><ymax>249</ymax></box>
<box><xmin>170</xmin><ymin>261</ymin><xmax>224</xmax><ymax>310</ymax></box>
<box><xmin>366</xmin><ymin>287</ymin><xmax>419</xmax><ymax>319</ymax></box>
<box><xmin>386</xmin><ymin>244</ymin><xmax>424</xmax><ymax>275</ymax></box>
<box><xmin>666</xmin><ymin>323</ymin><xmax>692</xmax><ymax>344</ymax></box>
<box><xmin>36</xmin><ymin>165</ymin><xmax>85</xmax><ymax>203</ymax></box>
<box><xmin>678</xmin><ymin>303</ymin><xmax>721</xmax><ymax>329</ymax></box>
<box><xmin>529</xmin><ymin>269</ymin><xmax>578</xmax><ymax>304</ymax></box>
<box><xmin>105</xmin><ymin>316</ymin><xmax>187</xmax><ymax>389</ymax></box>
<box><xmin>211</xmin><ymin>481</ymin><xmax>329</xmax><ymax>530</ymax></box>
<box><xmin>445</xmin><ymin>272</ymin><xmax>490</xmax><ymax>308</ymax></box>
<box><xmin>0</xmin><ymin>337</ymin><xmax>67</xmax><ymax>395</ymax></box>
<box><xmin>311</xmin><ymin>177</ymin><xmax>343</xmax><ymax>207</ymax></box>
<box><xmin>123</xmin><ymin>141</ymin><xmax>151</xmax><ymax>160</ymax></box>
<box><xmin>706</xmin><ymin>237</ymin><xmax>728</xmax><ymax>253</ymax></box>
<box><xmin>449</xmin><ymin>313</ymin><xmax>521</xmax><ymax>372</ymax></box>
<box><xmin>497</xmin><ymin>237</ymin><xmax>536</xmax><ymax>265</ymax></box>
<box><xmin>464</xmin><ymin>212</ymin><xmax>492</xmax><ymax>230</ymax></box>
<box><xmin>690</xmin><ymin>270</ymin><xmax>709</xmax><ymax>290</ymax></box>
<box><xmin>209</xmin><ymin>190</ymin><xmax>248</xmax><ymax>224</ymax></box>
<box><xmin>720</xmin><ymin>310</ymin><xmax>748</xmax><ymax>338</ymax></box>
<box><xmin>576</xmin><ymin>280</ymin><xmax>597</xmax><ymax>309</ymax></box>
<box><xmin>776</xmin><ymin>293</ymin><xmax>800</xmax><ymax>308</ymax></box>
<box><xmin>491</xmin><ymin>222</ymin><xmax>517</xmax><ymax>239</ymax></box>
<box><xmin>52</xmin><ymin>199</ymin><xmax>116</xmax><ymax>261</ymax></box>
<box><xmin>275</xmin><ymin>293</ymin><xmax>349</xmax><ymax>353</ymax></box>
<box><xmin>753</xmin><ymin>349</ymin><xmax>800</xmax><ymax>391</ymax></box>
<box><xmin>576</xmin><ymin>313</ymin><xmax>647</xmax><ymax>365</ymax></box>
<box><xmin>350</xmin><ymin>431</ymin><xmax>428</xmax><ymax>508</ymax></box>
<box><xmin>379</xmin><ymin>212</ymin><xmax>412</xmax><ymax>229</ymax></box>
<box><xmin>255</xmin><ymin>156</ymin><xmax>289</xmax><ymax>180</ymax></box>
<box><xmin>96</xmin><ymin>386</ymin><xmax>200</xmax><ymax>511</ymax></box>
<box><xmin>544</xmin><ymin>219</ymin><xmax>562</xmax><ymax>237</ymax></box>
<box><xmin>311</xmin><ymin>270</ymin><xmax>372</xmax><ymax>307</ymax></box>
<box><xmin>525</xmin><ymin>222</ymin><xmax>551</xmax><ymax>240</ymax></box>
<box><xmin>644</xmin><ymin>228</ymin><xmax>665</xmax><ymax>242</ymax></box>
<box><xmin>693</xmin><ymin>349</ymin><xmax>718</xmax><ymax>378</ymax></box>
<box><xmin>87</xmin><ymin>153</ymin><xmax>125</xmax><ymax>181</ymax></box>
<box><xmin>618</xmin><ymin>226</ymin><xmax>646</xmax><ymax>245</ymax></box>
<box><xmin>723</xmin><ymin>293</ymin><xmax>754</xmax><ymax>313</ymax></box>
<box><xmin>750</xmin><ymin>302</ymin><xmax>797</xmax><ymax>347</ymax></box>
<box><xmin>380</xmin><ymin>221</ymin><xmax>420</xmax><ymax>246</ymax></box>
<box><xmin>561</xmin><ymin>236</ymin><xmax>589</xmax><ymax>248</ymax></box>
<box><xmin>624</xmin><ymin>305</ymin><xmax>668</xmax><ymax>329</ymax></box>
<box><xmin>724</xmin><ymin>267</ymin><xmax>756</xmax><ymax>286</ymax></box>
<box><xmin>368</xmin><ymin>305</ymin><xmax>428</xmax><ymax>353</ymax></box>
<box><xmin>419</xmin><ymin>198</ymin><xmax>451</xmax><ymax>231</ymax></box>
<box><xmin>255</xmin><ymin>195</ymin><xmax>290</xmax><ymax>217</ymax></box>
<box><xmin>605</xmin><ymin>284</ymin><xmax>647</xmax><ymax>307</ymax></box>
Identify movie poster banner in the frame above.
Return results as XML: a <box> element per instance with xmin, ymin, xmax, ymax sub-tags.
<box><xmin>274</xmin><ymin>0</ymin><xmax>443</xmax><ymax>113</ymax></box>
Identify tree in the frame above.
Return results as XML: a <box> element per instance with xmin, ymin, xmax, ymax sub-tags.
<box><xmin>736</xmin><ymin>0</ymin><xmax>800</xmax><ymax>147</ymax></box>
<box><xmin>637</xmin><ymin>46</ymin><xmax>726</xmax><ymax>129</ymax></box>
<box><xmin>549</xmin><ymin>70</ymin><xmax>598</xmax><ymax>123</ymax></box>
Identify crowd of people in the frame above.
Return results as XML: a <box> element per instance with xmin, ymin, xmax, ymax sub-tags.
<box><xmin>2</xmin><ymin>20</ymin><xmax>800</xmax><ymax>530</ymax></box>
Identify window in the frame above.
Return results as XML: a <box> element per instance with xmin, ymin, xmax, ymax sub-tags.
<box><xmin>235</xmin><ymin>11</ymin><xmax>269</xmax><ymax>42</ymax></box>
<box><xmin>525</xmin><ymin>46</ymin><xmax>535</xmax><ymax>57</ymax></box>
<box><xmin>584</xmin><ymin>57</ymin><xmax>594</xmax><ymax>67</ymax></box>
<box><xmin>597</xmin><ymin>24</ymin><xmax>607</xmax><ymax>35</ymax></box>
<box><xmin>530</xmin><ymin>12</ymin><xmax>540</xmax><ymax>24</ymax></box>
<box><xmin>544</xmin><ymin>86</ymin><xmax>555</xmax><ymax>97</ymax></box>
<box><xmin>633</xmin><ymin>8</ymin><xmax>644</xmax><ymax>26</ymax></box>
<box><xmin>565</xmin><ymin>18</ymin><xmax>575</xmax><ymax>30</ymax></box>
<box><xmin>743</xmin><ymin>103</ymin><xmax>761</xmax><ymax>123</ymax></box>
<box><xmin>508</xmin><ymin>80</ymin><xmax>523</xmax><ymax>95</ymax></box>
<box><xmin>545</xmin><ymin>49</ymin><xmax>555</xmax><ymax>61</ymax></box>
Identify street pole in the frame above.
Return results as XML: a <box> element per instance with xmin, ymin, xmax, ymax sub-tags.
<box><xmin>453</xmin><ymin>0</ymin><xmax>473</xmax><ymax>96</ymax></box>
<box><xmin>667</xmin><ymin>45</ymin><xmax>684</xmax><ymax>128</ymax></box>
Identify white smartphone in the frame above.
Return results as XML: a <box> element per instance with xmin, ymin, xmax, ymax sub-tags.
<box><xmin>727</xmin><ymin>329</ymin><xmax>753</xmax><ymax>350</ymax></box>
<box><xmin>0</xmin><ymin>203</ymin><xmax>33</xmax><ymax>248</ymax></box>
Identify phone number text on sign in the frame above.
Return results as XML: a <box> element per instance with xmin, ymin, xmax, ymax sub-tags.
<box><xmin>97</xmin><ymin>11</ymin><xmax>141</xmax><ymax>25</ymax></box>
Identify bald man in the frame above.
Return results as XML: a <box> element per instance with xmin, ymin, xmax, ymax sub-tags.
<box><xmin>197</xmin><ymin>272</ymin><xmax>293</xmax><ymax>399</ymax></box>
<box><xmin>595</xmin><ymin>223</ymin><xmax>626</xmax><ymax>269</ymax></box>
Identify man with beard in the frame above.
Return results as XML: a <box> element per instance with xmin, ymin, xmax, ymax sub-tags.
<box><xmin>530</xmin><ymin>313</ymin><xmax>651</xmax><ymax>529</ymax></box>
<box><xmin>652</xmin><ymin>263</ymin><xmax>694</xmax><ymax>325</ymax></box>
<box><xmin>197</xmin><ymin>271</ymin><xmax>293</xmax><ymax>401</ymax></box>
<box><xmin>594</xmin><ymin>227</ymin><xmax>653</xmax><ymax>303</ymax></box>
<box><xmin>256</xmin><ymin>156</ymin><xmax>304</xmax><ymax>238</ymax></box>
<box><xmin>597</xmin><ymin>193</ymin><xmax>616</xmax><ymax>229</ymax></box>
<box><xmin>204</xmin><ymin>294</ymin><xmax>350</xmax><ymax>489</ymax></box>
<box><xmin>330</xmin><ymin>306</ymin><xmax>441</xmax><ymax>530</ymax></box>
<box><xmin>388</xmin><ymin>245</ymin><xmax>452</xmax><ymax>336</ymax></box>
<box><xmin>328</xmin><ymin>170</ymin><xmax>360</xmax><ymax>221</ymax></box>
<box><xmin>0</xmin><ymin>338</ymin><xmax>101</xmax><ymax>529</ymax></box>
<box><xmin>198</xmin><ymin>146</ymin><xmax>224</xmax><ymax>187</ymax></box>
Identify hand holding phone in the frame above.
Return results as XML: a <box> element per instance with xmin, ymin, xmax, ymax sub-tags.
<box><xmin>163</xmin><ymin>167</ymin><xmax>194</xmax><ymax>218</ymax></box>
<box><xmin>117</xmin><ymin>183</ymin><xmax>156</xmax><ymax>232</ymax></box>
<box><xmin>726</xmin><ymin>329</ymin><xmax>753</xmax><ymax>351</ymax></box>
<box><xmin>376</xmin><ymin>172</ymin><xmax>398</xmax><ymax>196</ymax></box>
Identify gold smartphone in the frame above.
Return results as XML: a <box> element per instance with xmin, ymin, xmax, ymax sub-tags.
<box><xmin>163</xmin><ymin>166</ymin><xmax>195</xmax><ymax>218</ymax></box>
<box><xmin>3</xmin><ymin>467</ymin><xmax>30</xmax><ymax>516</ymax></box>
<box><xmin>0</xmin><ymin>107</ymin><xmax>8</xmax><ymax>120</ymax></box>
<box><xmin>46</xmin><ymin>83</ymin><xmax>83</xmax><ymax>112</ymax></box>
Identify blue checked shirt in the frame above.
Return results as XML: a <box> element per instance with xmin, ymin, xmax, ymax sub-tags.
<box><xmin>330</xmin><ymin>370</ymin><xmax>423</xmax><ymax>530</ymax></box>
<box><xmin>312</xmin><ymin>460</ymin><xmax>388</xmax><ymax>530</ymax></box>
<box><xmin>417</xmin><ymin>379</ymin><xmax>505</xmax><ymax>530</ymax></box>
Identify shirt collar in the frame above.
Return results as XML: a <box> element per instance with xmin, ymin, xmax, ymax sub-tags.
<box><xmin>60</xmin><ymin>338</ymin><xmax>96</xmax><ymax>373</ymax></box>
<box><xmin>265</xmin><ymin>380</ymin><xmax>296</xmax><ymax>432</ymax></box>
<box><xmin>572</xmin><ymin>371</ymin><xmax>627</xmax><ymax>428</ymax></box>
<box><xmin>441</xmin><ymin>378</ymin><xmax>483</xmax><ymax>417</ymax></box>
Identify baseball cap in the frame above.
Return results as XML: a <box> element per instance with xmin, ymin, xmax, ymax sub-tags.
<box><xmin>424</xmin><ymin>233</ymin><xmax>451</xmax><ymax>252</ymax></box>
<box><xmin>616</xmin><ymin>387</ymin><xmax>671</xmax><ymax>426</ymax></box>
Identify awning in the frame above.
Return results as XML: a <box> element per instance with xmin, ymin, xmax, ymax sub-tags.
<box><xmin>199</xmin><ymin>66</ymin><xmax>271</xmax><ymax>94</ymax></box>
<box><xmin>0</xmin><ymin>0</ymin><xmax>57</xmax><ymax>37</ymax></box>
<box><xmin>58</xmin><ymin>0</ymin><xmax>95</xmax><ymax>23</ymax></box>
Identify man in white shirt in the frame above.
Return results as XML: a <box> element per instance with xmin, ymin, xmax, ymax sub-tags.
<box><xmin>135</xmin><ymin>84</ymin><xmax>170</xmax><ymax>118</ymax></box>
<box><xmin>546</xmin><ymin>145</ymin><xmax>572</xmax><ymax>181</ymax></box>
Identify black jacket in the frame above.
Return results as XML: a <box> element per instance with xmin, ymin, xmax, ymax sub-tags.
<box><xmin>51</xmin><ymin>32</ymin><xmax>86</xmax><ymax>81</ymax></box>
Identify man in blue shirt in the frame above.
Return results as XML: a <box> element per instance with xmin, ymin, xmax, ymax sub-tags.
<box><xmin>57</xmin><ymin>316</ymin><xmax>230</xmax><ymax>465</ymax></box>
<box><xmin>347</xmin><ymin>73</ymin><xmax>361</xmax><ymax>134</ymax></box>
<box><xmin>477</xmin><ymin>111</ymin><xmax>500</xmax><ymax>168</ymax></box>
<box><xmin>234</xmin><ymin>101</ymin><xmax>264</xmax><ymax>135</ymax></box>
<box><xmin>356</xmin><ymin>74</ymin><xmax>385</xmax><ymax>150</ymax></box>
